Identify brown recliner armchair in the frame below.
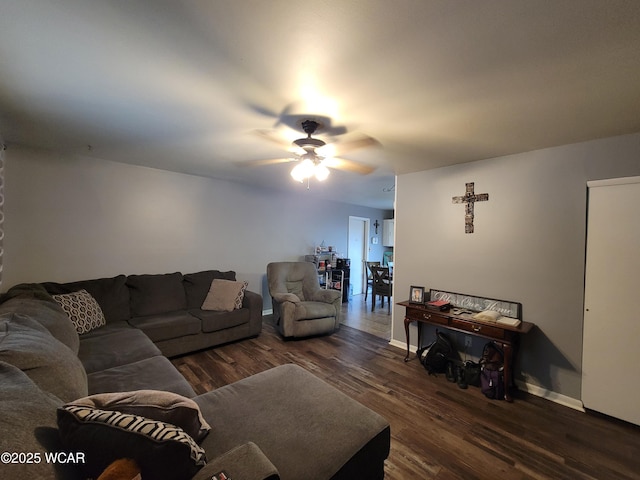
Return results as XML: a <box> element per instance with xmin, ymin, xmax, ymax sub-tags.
<box><xmin>267</xmin><ymin>262</ymin><xmax>342</xmax><ymax>338</ymax></box>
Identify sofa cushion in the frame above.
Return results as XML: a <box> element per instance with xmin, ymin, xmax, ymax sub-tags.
<box><xmin>129</xmin><ymin>311</ymin><xmax>201</xmax><ymax>342</ymax></box>
<box><xmin>127</xmin><ymin>273</ymin><xmax>187</xmax><ymax>317</ymax></box>
<box><xmin>0</xmin><ymin>294</ymin><xmax>80</xmax><ymax>354</ymax></box>
<box><xmin>79</xmin><ymin>320</ymin><xmax>135</xmax><ymax>339</ymax></box>
<box><xmin>183</xmin><ymin>270</ymin><xmax>236</xmax><ymax>309</ymax></box>
<box><xmin>66</xmin><ymin>390</ymin><xmax>211</xmax><ymax>442</ymax></box>
<box><xmin>0</xmin><ymin>361</ymin><xmax>70</xmax><ymax>480</ymax></box>
<box><xmin>0</xmin><ymin>313</ymin><xmax>88</xmax><ymax>402</ymax></box>
<box><xmin>78</xmin><ymin>327</ymin><xmax>162</xmax><ymax>374</ymax></box>
<box><xmin>42</xmin><ymin>275</ymin><xmax>131</xmax><ymax>323</ymax></box>
<box><xmin>57</xmin><ymin>404</ymin><xmax>206</xmax><ymax>480</ymax></box>
<box><xmin>189</xmin><ymin>308</ymin><xmax>250</xmax><ymax>334</ymax></box>
<box><xmin>201</xmin><ymin>279</ymin><xmax>248</xmax><ymax>312</ymax></box>
<box><xmin>87</xmin><ymin>355</ymin><xmax>196</xmax><ymax>398</ymax></box>
<box><xmin>52</xmin><ymin>289</ymin><xmax>107</xmax><ymax>334</ymax></box>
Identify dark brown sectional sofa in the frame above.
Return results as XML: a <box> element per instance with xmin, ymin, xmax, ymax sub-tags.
<box><xmin>0</xmin><ymin>272</ymin><xmax>391</xmax><ymax>480</ymax></box>
<box><xmin>41</xmin><ymin>270</ymin><xmax>264</xmax><ymax>358</ymax></box>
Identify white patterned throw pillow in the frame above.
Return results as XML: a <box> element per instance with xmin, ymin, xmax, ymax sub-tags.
<box><xmin>52</xmin><ymin>289</ymin><xmax>106</xmax><ymax>334</ymax></box>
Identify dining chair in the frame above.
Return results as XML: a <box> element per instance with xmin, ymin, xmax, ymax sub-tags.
<box><xmin>371</xmin><ymin>266</ymin><xmax>392</xmax><ymax>314</ymax></box>
<box><xmin>364</xmin><ymin>261</ymin><xmax>381</xmax><ymax>302</ymax></box>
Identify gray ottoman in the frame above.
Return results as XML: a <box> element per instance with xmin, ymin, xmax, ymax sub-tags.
<box><xmin>194</xmin><ymin>364</ymin><xmax>390</xmax><ymax>480</ymax></box>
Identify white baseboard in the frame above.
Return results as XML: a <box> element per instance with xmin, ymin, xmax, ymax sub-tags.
<box><xmin>515</xmin><ymin>380</ymin><xmax>585</xmax><ymax>412</ymax></box>
<box><xmin>387</xmin><ymin>340</ymin><xmax>585</xmax><ymax>412</ymax></box>
<box><xmin>388</xmin><ymin>338</ymin><xmax>407</xmax><ymax>351</ymax></box>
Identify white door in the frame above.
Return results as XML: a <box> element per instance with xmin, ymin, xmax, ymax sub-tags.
<box><xmin>348</xmin><ymin>217</ymin><xmax>368</xmax><ymax>295</ymax></box>
<box><xmin>583</xmin><ymin>177</ymin><xmax>640</xmax><ymax>426</ymax></box>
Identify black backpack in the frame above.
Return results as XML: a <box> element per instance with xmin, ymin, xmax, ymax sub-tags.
<box><xmin>418</xmin><ymin>331</ymin><xmax>454</xmax><ymax>375</ymax></box>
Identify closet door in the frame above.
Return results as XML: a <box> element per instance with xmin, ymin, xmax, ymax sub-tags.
<box><xmin>583</xmin><ymin>177</ymin><xmax>640</xmax><ymax>426</ymax></box>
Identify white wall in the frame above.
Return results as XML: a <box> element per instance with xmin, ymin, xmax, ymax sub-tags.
<box><xmin>3</xmin><ymin>146</ymin><xmax>390</xmax><ymax>308</ymax></box>
<box><xmin>393</xmin><ymin>133</ymin><xmax>640</xmax><ymax>401</ymax></box>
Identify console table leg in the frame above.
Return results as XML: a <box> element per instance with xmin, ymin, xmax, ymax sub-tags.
<box><xmin>404</xmin><ymin>317</ymin><xmax>411</xmax><ymax>362</ymax></box>
<box><xmin>502</xmin><ymin>342</ymin><xmax>514</xmax><ymax>402</ymax></box>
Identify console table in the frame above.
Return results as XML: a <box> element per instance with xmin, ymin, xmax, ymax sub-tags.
<box><xmin>399</xmin><ymin>300</ymin><xmax>534</xmax><ymax>401</ymax></box>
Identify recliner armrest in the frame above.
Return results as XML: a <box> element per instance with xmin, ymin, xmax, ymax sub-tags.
<box><xmin>191</xmin><ymin>442</ymin><xmax>280</xmax><ymax>480</ymax></box>
<box><xmin>311</xmin><ymin>289</ymin><xmax>341</xmax><ymax>304</ymax></box>
<box><xmin>272</xmin><ymin>293</ymin><xmax>301</xmax><ymax>303</ymax></box>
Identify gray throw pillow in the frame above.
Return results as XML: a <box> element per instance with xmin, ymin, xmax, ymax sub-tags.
<box><xmin>0</xmin><ymin>296</ymin><xmax>80</xmax><ymax>353</ymax></box>
<box><xmin>0</xmin><ymin>313</ymin><xmax>88</xmax><ymax>402</ymax></box>
<box><xmin>0</xmin><ymin>361</ymin><xmax>65</xmax><ymax>480</ymax></box>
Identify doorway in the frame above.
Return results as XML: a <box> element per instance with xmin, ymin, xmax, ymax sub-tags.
<box><xmin>583</xmin><ymin>176</ymin><xmax>640</xmax><ymax>426</ymax></box>
<box><xmin>348</xmin><ymin>216</ymin><xmax>369</xmax><ymax>296</ymax></box>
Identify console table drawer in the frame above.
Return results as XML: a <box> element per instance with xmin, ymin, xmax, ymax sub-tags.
<box><xmin>406</xmin><ymin>309</ymin><xmax>448</xmax><ymax>325</ymax></box>
<box><xmin>450</xmin><ymin>319</ymin><xmax>504</xmax><ymax>339</ymax></box>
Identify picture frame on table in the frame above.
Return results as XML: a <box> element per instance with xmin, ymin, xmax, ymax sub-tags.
<box><xmin>409</xmin><ymin>286</ymin><xmax>425</xmax><ymax>304</ymax></box>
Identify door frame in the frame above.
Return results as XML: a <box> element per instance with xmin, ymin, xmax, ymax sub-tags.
<box><xmin>348</xmin><ymin>216</ymin><xmax>370</xmax><ymax>295</ymax></box>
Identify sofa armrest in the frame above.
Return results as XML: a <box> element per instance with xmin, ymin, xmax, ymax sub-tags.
<box><xmin>191</xmin><ymin>442</ymin><xmax>280</xmax><ymax>480</ymax></box>
<box><xmin>242</xmin><ymin>289</ymin><xmax>264</xmax><ymax>310</ymax></box>
<box><xmin>243</xmin><ymin>290</ymin><xmax>264</xmax><ymax>337</ymax></box>
<box><xmin>311</xmin><ymin>289</ymin><xmax>341</xmax><ymax>304</ymax></box>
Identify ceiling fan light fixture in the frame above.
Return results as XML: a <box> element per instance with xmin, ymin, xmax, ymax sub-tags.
<box><xmin>314</xmin><ymin>163</ymin><xmax>330</xmax><ymax>181</ymax></box>
<box><xmin>290</xmin><ymin>158</ymin><xmax>330</xmax><ymax>183</ymax></box>
<box><xmin>290</xmin><ymin>158</ymin><xmax>315</xmax><ymax>182</ymax></box>
<box><xmin>290</xmin><ymin>163</ymin><xmax>305</xmax><ymax>182</ymax></box>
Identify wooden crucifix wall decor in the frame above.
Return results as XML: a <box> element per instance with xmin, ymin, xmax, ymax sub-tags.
<box><xmin>452</xmin><ymin>182</ymin><xmax>489</xmax><ymax>233</ymax></box>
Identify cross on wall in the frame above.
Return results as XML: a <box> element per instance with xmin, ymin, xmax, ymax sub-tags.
<box><xmin>452</xmin><ymin>182</ymin><xmax>489</xmax><ymax>233</ymax></box>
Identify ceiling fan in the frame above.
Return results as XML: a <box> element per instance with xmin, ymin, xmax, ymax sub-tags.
<box><xmin>245</xmin><ymin>117</ymin><xmax>379</xmax><ymax>184</ymax></box>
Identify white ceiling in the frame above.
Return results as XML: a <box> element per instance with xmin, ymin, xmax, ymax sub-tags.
<box><xmin>2</xmin><ymin>1</ymin><xmax>640</xmax><ymax>210</ymax></box>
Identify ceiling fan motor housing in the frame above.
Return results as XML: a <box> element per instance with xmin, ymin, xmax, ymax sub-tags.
<box><xmin>293</xmin><ymin>136</ymin><xmax>325</xmax><ymax>149</ymax></box>
<box><xmin>301</xmin><ymin>119</ymin><xmax>321</xmax><ymax>134</ymax></box>
<box><xmin>293</xmin><ymin>119</ymin><xmax>326</xmax><ymax>149</ymax></box>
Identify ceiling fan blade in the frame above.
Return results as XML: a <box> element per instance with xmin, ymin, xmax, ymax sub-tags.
<box><xmin>324</xmin><ymin>157</ymin><xmax>376</xmax><ymax>175</ymax></box>
<box><xmin>246</xmin><ymin>102</ymin><xmax>280</xmax><ymax>119</ymax></box>
<box><xmin>330</xmin><ymin>134</ymin><xmax>380</xmax><ymax>156</ymax></box>
<box><xmin>252</xmin><ymin>129</ymin><xmax>292</xmax><ymax>149</ymax></box>
<box><xmin>274</xmin><ymin>103</ymin><xmax>295</xmax><ymax>127</ymax></box>
<box><xmin>238</xmin><ymin>157</ymin><xmax>297</xmax><ymax>168</ymax></box>
<box><xmin>323</xmin><ymin>124</ymin><xmax>348</xmax><ymax>136</ymax></box>
<box><xmin>244</xmin><ymin>101</ymin><xmax>297</xmax><ymax>126</ymax></box>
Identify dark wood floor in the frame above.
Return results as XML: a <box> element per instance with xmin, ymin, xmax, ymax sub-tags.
<box><xmin>172</xmin><ymin>316</ymin><xmax>640</xmax><ymax>479</ymax></box>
